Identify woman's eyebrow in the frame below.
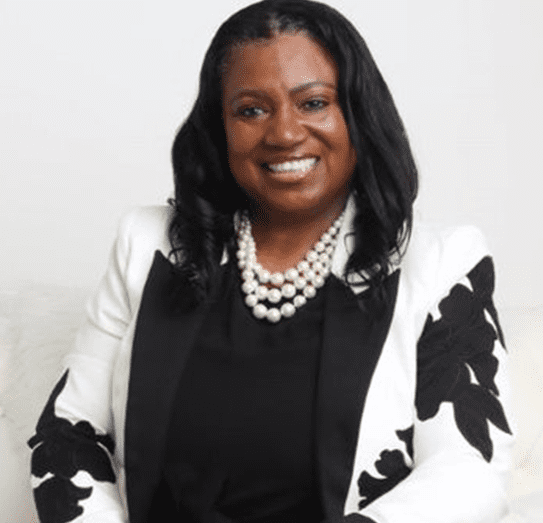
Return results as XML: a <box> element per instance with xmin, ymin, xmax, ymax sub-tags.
<box><xmin>227</xmin><ymin>81</ymin><xmax>336</xmax><ymax>105</ymax></box>
<box><xmin>289</xmin><ymin>80</ymin><xmax>336</xmax><ymax>94</ymax></box>
<box><xmin>227</xmin><ymin>89</ymin><xmax>267</xmax><ymax>105</ymax></box>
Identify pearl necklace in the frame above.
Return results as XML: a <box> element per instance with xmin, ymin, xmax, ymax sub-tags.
<box><xmin>236</xmin><ymin>211</ymin><xmax>345</xmax><ymax>323</ymax></box>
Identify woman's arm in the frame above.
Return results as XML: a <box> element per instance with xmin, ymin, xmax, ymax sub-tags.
<box><xmin>357</xmin><ymin>255</ymin><xmax>514</xmax><ymax>523</ymax></box>
<box><xmin>27</xmin><ymin>209</ymin><xmax>146</xmax><ymax>523</ymax></box>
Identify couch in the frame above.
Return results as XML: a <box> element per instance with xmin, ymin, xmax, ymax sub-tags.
<box><xmin>1</xmin><ymin>284</ymin><xmax>542</xmax><ymax>523</ymax></box>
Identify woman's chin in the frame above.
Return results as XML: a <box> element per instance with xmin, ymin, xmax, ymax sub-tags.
<box><xmin>252</xmin><ymin>191</ymin><xmax>346</xmax><ymax>222</ymax></box>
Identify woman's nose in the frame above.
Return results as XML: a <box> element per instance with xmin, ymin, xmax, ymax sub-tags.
<box><xmin>264</xmin><ymin>105</ymin><xmax>307</xmax><ymax>148</ymax></box>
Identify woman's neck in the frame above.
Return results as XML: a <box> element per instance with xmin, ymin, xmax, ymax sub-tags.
<box><xmin>247</xmin><ymin>198</ymin><xmax>347</xmax><ymax>274</ymax></box>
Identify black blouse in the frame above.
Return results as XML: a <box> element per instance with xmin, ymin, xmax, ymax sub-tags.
<box><xmin>164</xmin><ymin>261</ymin><xmax>328</xmax><ymax>522</ymax></box>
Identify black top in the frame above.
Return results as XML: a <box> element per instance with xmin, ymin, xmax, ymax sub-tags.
<box><xmin>164</xmin><ymin>261</ymin><xmax>327</xmax><ymax>522</ymax></box>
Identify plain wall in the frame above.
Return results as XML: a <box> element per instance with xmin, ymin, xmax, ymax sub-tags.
<box><xmin>1</xmin><ymin>0</ymin><xmax>541</xmax><ymax>310</ymax></box>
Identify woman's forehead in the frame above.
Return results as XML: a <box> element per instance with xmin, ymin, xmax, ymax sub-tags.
<box><xmin>222</xmin><ymin>32</ymin><xmax>337</xmax><ymax>98</ymax></box>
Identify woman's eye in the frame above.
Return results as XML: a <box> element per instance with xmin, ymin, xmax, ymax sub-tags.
<box><xmin>237</xmin><ymin>106</ymin><xmax>265</xmax><ymax>118</ymax></box>
<box><xmin>303</xmin><ymin>99</ymin><xmax>327</xmax><ymax>111</ymax></box>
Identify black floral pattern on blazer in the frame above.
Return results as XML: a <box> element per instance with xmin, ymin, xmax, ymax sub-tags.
<box><xmin>415</xmin><ymin>256</ymin><xmax>511</xmax><ymax>462</ymax></box>
<box><xmin>28</xmin><ymin>370</ymin><xmax>116</xmax><ymax>523</ymax></box>
<box><xmin>357</xmin><ymin>426</ymin><xmax>414</xmax><ymax>509</ymax></box>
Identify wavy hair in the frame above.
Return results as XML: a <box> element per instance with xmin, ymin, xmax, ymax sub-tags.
<box><xmin>169</xmin><ymin>0</ymin><xmax>418</xmax><ymax>309</ymax></box>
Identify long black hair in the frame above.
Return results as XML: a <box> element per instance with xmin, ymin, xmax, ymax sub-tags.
<box><xmin>169</xmin><ymin>0</ymin><xmax>418</xmax><ymax>309</ymax></box>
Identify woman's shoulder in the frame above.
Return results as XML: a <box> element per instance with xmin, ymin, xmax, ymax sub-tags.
<box><xmin>114</xmin><ymin>204</ymin><xmax>174</xmax><ymax>258</ymax></box>
<box><xmin>107</xmin><ymin>205</ymin><xmax>174</xmax><ymax>302</ymax></box>
<box><xmin>407</xmin><ymin>220</ymin><xmax>489</xmax><ymax>262</ymax></box>
<box><xmin>399</xmin><ymin>219</ymin><xmax>491</xmax><ymax>302</ymax></box>
<box><xmin>117</xmin><ymin>204</ymin><xmax>174</xmax><ymax>240</ymax></box>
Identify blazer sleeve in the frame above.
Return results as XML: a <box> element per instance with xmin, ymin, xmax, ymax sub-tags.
<box><xmin>357</xmin><ymin>255</ymin><xmax>514</xmax><ymax>523</ymax></box>
<box><xmin>27</xmin><ymin>209</ymin><xmax>143</xmax><ymax>523</ymax></box>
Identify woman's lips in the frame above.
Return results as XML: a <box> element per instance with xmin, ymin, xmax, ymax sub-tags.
<box><xmin>262</xmin><ymin>157</ymin><xmax>319</xmax><ymax>182</ymax></box>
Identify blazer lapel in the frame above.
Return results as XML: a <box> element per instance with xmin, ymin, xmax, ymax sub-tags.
<box><xmin>124</xmin><ymin>251</ymin><xmax>215</xmax><ymax>523</ymax></box>
<box><xmin>316</xmin><ymin>271</ymin><xmax>400</xmax><ymax>520</ymax></box>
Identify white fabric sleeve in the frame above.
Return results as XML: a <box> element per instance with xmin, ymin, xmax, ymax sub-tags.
<box><xmin>28</xmin><ymin>210</ymin><xmax>141</xmax><ymax>523</ymax></box>
<box><xmin>359</xmin><ymin>256</ymin><xmax>514</xmax><ymax>523</ymax></box>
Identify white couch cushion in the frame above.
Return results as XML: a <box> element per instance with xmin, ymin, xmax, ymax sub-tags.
<box><xmin>0</xmin><ymin>285</ymin><xmax>89</xmax><ymax>523</ymax></box>
<box><xmin>502</xmin><ymin>306</ymin><xmax>543</xmax><ymax>502</ymax></box>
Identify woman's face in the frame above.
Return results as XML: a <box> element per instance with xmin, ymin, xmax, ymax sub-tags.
<box><xmin>222</xmin><ymin>32</ymin><xmax>356</xmax><ymax>218</ymax></box>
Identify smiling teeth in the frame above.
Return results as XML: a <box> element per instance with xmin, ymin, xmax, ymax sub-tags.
<box><xmin>267</xmin><ymin>158</ymin><xmax>317</xmax><ymax>172</ymax></box>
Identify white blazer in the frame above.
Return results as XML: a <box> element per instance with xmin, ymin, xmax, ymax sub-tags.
<box><xmin>29</xmin><ymin>197</ymin><xmax>514</xmax><ymax>523</ymax></box>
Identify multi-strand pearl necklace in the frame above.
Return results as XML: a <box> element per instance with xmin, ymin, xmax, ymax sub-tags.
<box><xmin>236</xmin><ymin>211</ymin><xmax>345</xmax><ymax>323</ymax></box>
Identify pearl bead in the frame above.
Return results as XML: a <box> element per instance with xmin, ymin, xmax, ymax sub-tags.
<box><xmin>236</xmin><ymin>250</ymin><xmax>246</xmax><ymax>259</ymax></box>
<box><xmin>245</xmin><ymin>294</ymin><xmax>258</xmax><ymax>307</ymax></box>
<box><xmin>293</xmin><ymin>295</ymin><xmax>307</xmax><ymax>308</ymax></box>
<box><xmin>294</xmin><ymin>277</ymin><xmax>307</xmax><ymax>290</ymax></box>
<box><xmin>280</xmin><ymin>302</ymin><xmax>296</xmax><ymax>318</ymax></box>
<box><xmin>238</xmin><ymin>259</ymin><xmax>247</xmax><ymax>269</ymax></box>
<box><xmin>256</xmin><ymin>285</ymin><xmax>269</xmax><ymax>299</ymax></box>
<box><xmin>322</xmin><ymin>232</ymin><xmax>331</xmax><ymax>243</ymax></box>
<box><xmin>267</xmin><ymin>288</ymin><xmax>282</xmax><ymax>304</ymax></box>
<box><xmin>258</xmin><ymin>269</ymin><xmax>271</xmax><ymax>284</ymax></box>
<box><xmin>253</xmin><ymin>304</ymin><xmax>267</xmax><ymax>319</ymax></box>
<box><xmin>281</xmin><ymin>283</ymin><xmax>296</xmax><ymax>298</ymax></box>
<box><xmin>270</xmin><ymin>272</ymin><xmax>284</xmax><ymax>286</ymax></box>
<box><xmin>241</xmin><ymin>280</ymin><xmax>257</xmax><ymax>294</ymax></box>
<box><xmin>298</xmin><ymin>260</ymin><xmax>310</xmax><ymax>272</ymax></box>
<box><xmin>305</xmin><ymin>269</ymin><xmax>316</xmax><ymax>281</ymax></box>
<box><xmin>303</xmin><ymin>285</ymin><xmax>317</xmax><ymax>299</ymax></box>
<box><xmin>319</xmin><ymin>253</ymin><xmax>329</xmax><ymax>263</ymax></box>
<box><xmin>315</xmin><ymin>241</ymin><xmax>325</xmax><ymax>253</ymax></box>
<box><xmin>266</xmin><ymin>308</ymin><xmax>281</xmax><ymax>323</ymax></box>
<box><xmin>285</xmin><ymin>268</ymin><xmax>298</xmax><ymax>281</ymax></box>
<box><xmin>313</xmin><ymin>274</ymin><xmax>325</xmax><ymax>288</ymax></box>
<box><xmin>325</xmin><ymin>245</ymin><xmax>334</xmax><ymax>255</ymax></box>
<box><xmin>306</xmin><ymin>250</ymin><xmax>318</xmax><ymax>262</ymax></box>
<box><xmin>241</xmin><ymin>269</ymin><xmax>254</xmax><ymax>281</ymax></box>
<box><xmin>313</xmin><ymin>261</ymin><xmax>324</xmax><ymax>273</ymax></box>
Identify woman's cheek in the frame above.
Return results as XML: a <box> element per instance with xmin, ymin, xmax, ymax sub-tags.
<box><xmin>317</xmin><ymin>107</ymin><xmax>349</xmax><ymax>139</ymax></box>
<box><xmin>228</xmin><ymin>121</ymin><xmax>262</xmax><ymax>153</ymax></box>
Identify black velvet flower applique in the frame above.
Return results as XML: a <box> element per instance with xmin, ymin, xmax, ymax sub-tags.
<box><xmin>415</xmin><ymin>256</ymin><xmax>511</xmax><ymax>462</ymax></box>
<box><xmin>357</xmin><ymin>426</ymin><xmax>414</xmax><ymax>509</ymax></box>
<box><xmin>27</xmin><ymin>370</ymin><xmax>116</xmax><ymax>523</ymax></box>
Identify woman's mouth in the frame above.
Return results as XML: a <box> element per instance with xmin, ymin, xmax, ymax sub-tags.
<box><xmin>264</xmin><ymin>157</ymin><xmax>318</xmax><ymax>173</ymax></box>
<box><xmin>261</xmin><ymin>158</ymin><xmax>319</xmax><ymax>182</ymax></box>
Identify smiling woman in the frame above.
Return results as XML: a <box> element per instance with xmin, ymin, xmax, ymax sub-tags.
<box><xmin>27</xmin><ymin>1</ymin><xmax>513</xmax><ymax>522</ymax></box>
<box><xmin>222</xmin><ymin>32</ymin><xmax>357</xmax><ymax>273</ymax></box>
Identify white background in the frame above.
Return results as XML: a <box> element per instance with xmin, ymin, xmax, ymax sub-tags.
<box><xmin>1</xmin><ymin>0</ymin><xmax>541</xmax><ymax>309</ymax></box>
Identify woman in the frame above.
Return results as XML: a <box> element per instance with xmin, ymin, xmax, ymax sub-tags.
<box><xmin>28</xmin><ymin>1</ymin><xmax>513</xmax><ymax>522</ymax></box>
